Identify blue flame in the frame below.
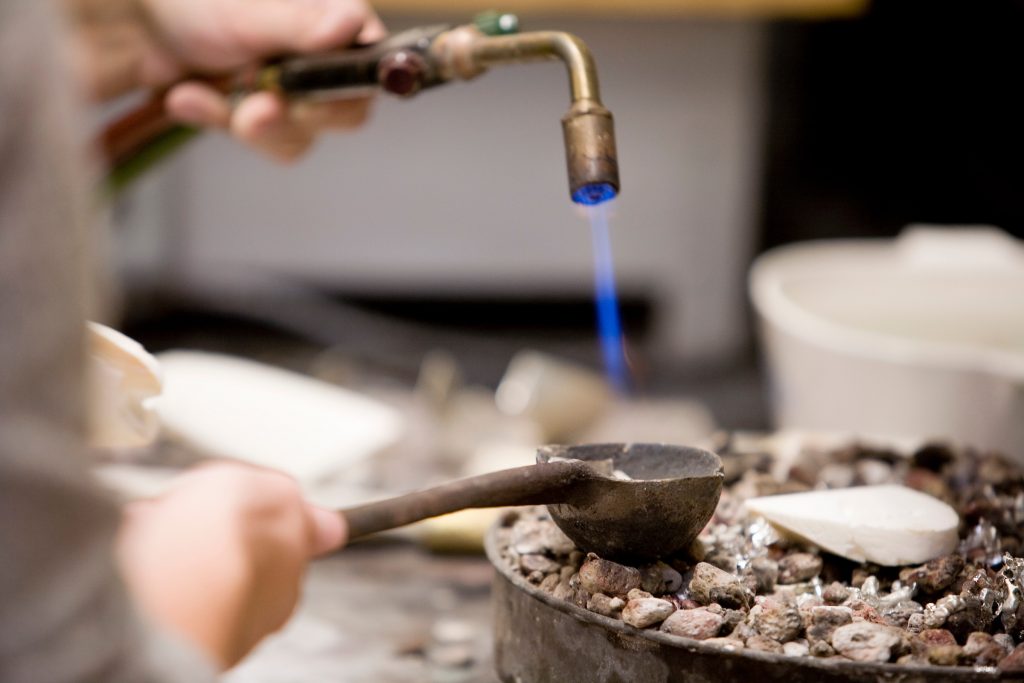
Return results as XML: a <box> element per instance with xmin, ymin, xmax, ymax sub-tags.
<box><xmin>585</xmin><ymin>201</ymin><xmax>629</xmax><ymax>393</ymax></box>
<box><xmin>572</xmin><ymin>182</ymin><xmax>617</xmax><ymax>206</ymax></box>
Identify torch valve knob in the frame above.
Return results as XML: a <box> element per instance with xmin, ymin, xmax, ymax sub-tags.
<box><xmin>378</xmin><ymin>49</ymin><xmax>428</xmax><ymax>97</ymax></box>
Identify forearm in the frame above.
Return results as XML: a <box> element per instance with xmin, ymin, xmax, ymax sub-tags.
<box><xmin>61</xmin><ymin>0</ymin><xmax>179</xmax><ymax>101</ymax></box>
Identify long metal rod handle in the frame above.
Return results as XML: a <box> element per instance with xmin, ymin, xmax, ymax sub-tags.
<box><xmin>339</xmin><ymin>460</ymin><xmax>594</xmax><ymax>541</ymax></box>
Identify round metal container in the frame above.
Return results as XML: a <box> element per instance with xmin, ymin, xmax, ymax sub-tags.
<box><xmin>485</xmin><ymin>527</ymin><xmax>1013</xmax><ymax>683</ymax></box>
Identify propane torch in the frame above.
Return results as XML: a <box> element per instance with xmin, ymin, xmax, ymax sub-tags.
<box><xmin>103</xmin><ymin>12</ymin><xmax>620</xmax><ymax>205</ymax></box>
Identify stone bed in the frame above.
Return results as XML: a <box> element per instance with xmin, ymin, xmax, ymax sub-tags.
<box><xmin>493</xmin><ymin>438</ymin><xmax>1024</xmax><ymax>673</ymax></box>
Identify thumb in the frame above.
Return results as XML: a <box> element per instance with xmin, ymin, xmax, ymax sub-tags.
<box><xmin>232</xmin><ymin>0</ymin><xmax>369</xmax><ymax>57</ymax></box>
<box><xmin>306</xmin><ymin>504</ymin><xmax>348</xmax><ymax>557</ymax></box>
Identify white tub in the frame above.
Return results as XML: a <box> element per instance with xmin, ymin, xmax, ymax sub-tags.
<box><xmin>750</xmin><ymin>226</ymin><xmax>1024</xmax><ymax>460</ymax></box>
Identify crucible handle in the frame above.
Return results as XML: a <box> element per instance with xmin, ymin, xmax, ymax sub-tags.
<box><xmin>339</xmin><ymin>460</ymin><xmax>594</xmax><ymax>541</ymax></box>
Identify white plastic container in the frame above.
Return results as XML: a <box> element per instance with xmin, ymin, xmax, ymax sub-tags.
<box><xmin>750</xmin><ymin>226</ymin><xmax>1024</xmax><ymax>460</ymax></box>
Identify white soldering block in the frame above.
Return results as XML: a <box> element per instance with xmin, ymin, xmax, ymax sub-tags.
<box><xmin>744</xmin><ymin>485</ymin><xmax>959</xmax><ymax>566</ymax></box>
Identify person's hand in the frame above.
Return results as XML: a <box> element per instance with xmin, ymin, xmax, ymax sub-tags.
<box><xmin>71</xmin><ymin>0</ymin><xmax>386</xmax><ymax>160</ymax></box>
<box><xmin>116</xmin><ymin>462</ymin><xmax>346</xmax><ymax>669</ymax></box>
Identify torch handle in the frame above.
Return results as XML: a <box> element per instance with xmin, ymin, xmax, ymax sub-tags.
<box><xmin>99</xmin><ymin>25</ymin><xmax>452</xmax><ymax>173</ymax></box>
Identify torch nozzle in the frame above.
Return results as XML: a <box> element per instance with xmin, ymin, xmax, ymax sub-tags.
<box><xmin>562</xmin><ymin>100</ymin><xmax>620</xmax><ymax>205</ymax></box>
<box><xmin>461</xmin><ymin>30</ymin><xmax>620</xmax><ymax>204</ymax></box>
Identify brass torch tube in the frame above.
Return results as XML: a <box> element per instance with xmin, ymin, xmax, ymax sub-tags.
<box><xmin>467</xmin><ymin>31</ymin><xmax>620</xmax><ymax>201</ymax></box>
<box><xmin>468</xmin><ymin>31</ymin><xmax>600</xmax><ymax>104</ymax></box>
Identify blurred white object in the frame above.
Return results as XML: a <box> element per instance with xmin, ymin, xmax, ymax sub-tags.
<box><xmin>745</xmin><ymin>485</ymin><xmax>959</xmax><ymax>566</ymax></box>
<box><xmin>720</xmin><ymin>430</ymin><xmax>923</xmax><ymax>483</ymax></box>
<box><xmin>750</xmin><ymin>225</ymin><xmax>1024</xmax><ymax>458</ymax></box>
<box><xmin>439</xmin><ymin>387</ymin><xmax>543</xmax><ymax>468</ymax></box>
<box><xmin>581</xmin><ymin>398</ymin><xmax>715</xmax><ymax>446</ymax></box>
<box><xmin>496</xmin><ymin>351</ymin><xmax>612</xmax><ymax>441</ymax></box>
<box><xmin>155</xmin><ymin>351</ymin><xmax>404</xmax><ymax>483</ymax></box>
<box><xmin>464</xmin><ymin>441</ymin><xmax>537</xmax><ymax>477</ymax></box>
<box><xmin>87</xmin><ymin>322</ymin><xmax>163</xmax><ymax>449</ymax></box>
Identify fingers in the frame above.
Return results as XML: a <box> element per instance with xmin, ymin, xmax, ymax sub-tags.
<box><xmin>166</xmin><ymin>85</ymin><xmax>373</xmax><ymax>162</ymax></box>
<box><xmin>118</xmin><ymin>461</ymin><xmax>318</xmax><ymax>669</ymax></box>
<box><xmin>357</xmin><ymin>8</ymin><xmax>389</xmax><ymax>44</ymax></box>
<box><xmin>291</xmin><ymin>97</ymin><xmax>373</xmax><ymax>131</ymax></box>
<box><xmin>168</xmin><ymin>461</ymin><xmax>347</xmax><ymax>557</ymax></box>
<box><xmin>306</xmin><ymin>505</ymin><xmax>348</xmax><ymax>557</ymax></box>
<box><xmin>230</xmin><ymin>0</ymin><xmax>373</xmax><ymax>56</ymax></box>
<box><xmin>165</xmin><ymin>82</ymin><xmax>232</xmax><ymax>128</ymax></box>
<box><xmin>232</xmin><ymin>92</ymin><xmax>315</xmax><ymax>162</ymax></box>
<box><xmin>157</xmin><ymin>1</ymin><xmax>387</xmax><ymax>161</ymax></box>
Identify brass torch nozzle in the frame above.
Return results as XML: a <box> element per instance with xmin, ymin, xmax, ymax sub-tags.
<box><xmin>456</xmin><ymin>30</ymin><xmax>620</xmax><ymax>204</ymax></box>
<box><xmin>562</xmin><ymin>100</ymin><xmax>619</xmax><ymax>205</ymax></box>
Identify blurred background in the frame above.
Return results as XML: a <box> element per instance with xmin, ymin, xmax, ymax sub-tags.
<box><xmin>108</xmin><ymin>0</ymin><xmax>1024</xmax><ymax>432</ymax></box>
<box><xmin>105</xmin><ymin>0</ymin><xmax>1024</xmax><ymax>432</ymax></box>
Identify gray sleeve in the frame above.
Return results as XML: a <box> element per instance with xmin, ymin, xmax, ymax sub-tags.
<box><xmin>0</xmin><ymin>2</ymin><xmax>217</xmax><ymax>682</ymax></box>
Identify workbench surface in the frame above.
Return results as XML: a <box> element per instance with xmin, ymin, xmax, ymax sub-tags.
<box><xmin>224</xmin><ymin>543</ymin><xmax>500</xmax><ymax>683</ymax></box>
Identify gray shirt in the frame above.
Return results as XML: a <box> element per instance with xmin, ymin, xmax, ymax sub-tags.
<box><xmin>0</xmin><ymin>2</ymin><xmax>217</xmax><ymax>680</ymax></box>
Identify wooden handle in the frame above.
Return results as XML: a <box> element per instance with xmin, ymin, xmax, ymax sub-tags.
<box><xmin>101</xmin><ymin>75</ymin><xmax>235</xmax><ymax>167</ymax></box>
<box><xmin>101</xmin><ymin>95</ymin><xmax>175</xmax><ymax>167</ymax></box>
<box><xmin>339</xmin><ymin>460</ymin><xmax>595</xmax><ymax>541</ymax></box>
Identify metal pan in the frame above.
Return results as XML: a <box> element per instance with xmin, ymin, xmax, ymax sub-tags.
<box><xmin>484</xmin><ymin>527</ymin><xmax>1013</xmax><ymax>683</ymax></box>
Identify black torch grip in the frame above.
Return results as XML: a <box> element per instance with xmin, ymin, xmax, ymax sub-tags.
<box><xmin>275</xmin><ymin>49</ymin><xmax>382</xmax><ymax>93</ymax></box>
<box><xmin>271</xmin><ymin>24</ymin><xmax>451</xmax><ymax>96</ymax></box>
